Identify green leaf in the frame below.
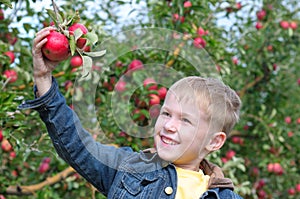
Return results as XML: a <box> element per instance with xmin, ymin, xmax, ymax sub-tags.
<box><xmin>74</xmin><ymin>29</ymin><xmax>83</xmax><ymax>41</ymax></box>
<box><xmin>85</xmin><ymin>32</ymin><xmax>98</xmax><ymax>45</ymax></box>
<box><xmin>0</xmin><ymin>0</ymin><xmax>12</xmax><ymax>8</ymax></box>
<box><xmin>288</xmin><ymin>28</ymin><xmax>293</xmax><ymax>37</ymax></box>
<box><xmin>69</xmin><ymin>35</ymin><xmax>76</xmax><ymax>56</ymax></box>
<box><xmin>83</xmin><ymin>50</ymin><xmax>106</xmax><ymax>57</ymax></box>
<box><xmin>46</xmin><ymin>9</ymin><xmax>64</xmax><ymax>25</ymax></box>
<box><xmin>81</xmin><ymin>55</ymin><xmax>93</xmax><ymax>77</ymax></box>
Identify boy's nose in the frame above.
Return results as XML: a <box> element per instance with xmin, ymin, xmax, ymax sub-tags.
<box><xmin>164</xmin><ymin>118</ymin><xmax>179</xmax><ymax>133</ymax></box>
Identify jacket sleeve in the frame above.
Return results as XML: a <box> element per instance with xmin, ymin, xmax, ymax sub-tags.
<box><xmin>18</xmin><ymin>77</ymin><xmax>133</xmax><ymax>196</ymax></box>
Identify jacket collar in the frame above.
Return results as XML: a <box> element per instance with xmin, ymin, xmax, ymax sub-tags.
<box><xmin>142</xmin><ymin>148</ymin><xmax>235</xmax><ymax>190</ymax></box>
<box><xmin>199</xmin><ymin>159</ymin><xmax>234</xmax><ymax>190</ymax></box>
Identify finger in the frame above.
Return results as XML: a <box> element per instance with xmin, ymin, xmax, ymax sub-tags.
<box><xmin>33</xmin><ymin>26</ymin><xmax>56</xmax><ymax>46</ymax></box>
<box><xmin>35</xmin><ymin>26</ymin><xmax>56</xmax><ymax>36</ymax></box>
<box><xmin>32</xmin><ymin>38</ymin><xmax>48</xmax><ymax>55</ymax></box>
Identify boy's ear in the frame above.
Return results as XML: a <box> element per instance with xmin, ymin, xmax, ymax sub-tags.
<box><xmin>205</xmin><ymin>132</ymin><xmax>226</xmax><ymax>152</ymax></box>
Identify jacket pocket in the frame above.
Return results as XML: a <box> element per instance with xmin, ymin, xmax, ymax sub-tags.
<box><xmin>121</xmin><ymin>172</ymin><xmax>159</xmax><ymax>196</ymax></box>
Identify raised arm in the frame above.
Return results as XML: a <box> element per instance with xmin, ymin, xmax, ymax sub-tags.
<box><xmin>32</xmin><ymin>26</ymin><xmax>58</xmax><ymax>97</ymax></box>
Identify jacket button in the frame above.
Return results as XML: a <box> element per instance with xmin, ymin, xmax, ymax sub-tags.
<box><xmin>164</xmin><ymin>187</ymin><xmax>173</xmax><ymax>195</ymax></box>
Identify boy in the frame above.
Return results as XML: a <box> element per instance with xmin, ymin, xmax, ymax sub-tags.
<box><xmin>19</xmin><ymin>27</ymin><xmax>243</xmax><ymax>199</ymax></box>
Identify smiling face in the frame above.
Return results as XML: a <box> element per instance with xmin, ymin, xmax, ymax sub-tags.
<box><xmin>154</xmin><ymin>90</ymin><xmax>213</xmax><ymax>170</ymax></box>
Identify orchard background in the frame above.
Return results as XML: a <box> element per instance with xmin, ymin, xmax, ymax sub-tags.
<box><xmin>0</xmin><ymin>0</ymin><xmax>300</xmax><ymax>198</ymax></box>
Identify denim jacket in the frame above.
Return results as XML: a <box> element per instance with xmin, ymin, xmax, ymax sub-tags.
<box><xmin>19</xmin><ymin>77</ymin><xmax>243</xmax><ymax>199</ymax></box>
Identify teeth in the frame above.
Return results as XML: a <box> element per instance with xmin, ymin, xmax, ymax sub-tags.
<box><xmin>162</xmin><ymin>136</ymin><xmax>177</xmax><ymax>145</ymax></box>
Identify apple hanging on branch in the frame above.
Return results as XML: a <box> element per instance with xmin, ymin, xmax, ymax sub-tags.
<box><xmin>41</xmin><ymin>0</ymin><xmax>106</xmax><ymax>76</ymax></box>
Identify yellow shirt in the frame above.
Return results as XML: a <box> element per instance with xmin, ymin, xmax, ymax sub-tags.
<box><xmin>175</xmin><ymin>167</ymin><xmax>210</xmax><ymax>199</ymax></box>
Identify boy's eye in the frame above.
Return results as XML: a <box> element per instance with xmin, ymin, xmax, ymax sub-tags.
<box><xmin>182</xmin><ymin>118</ymin><xmax>191</xmax><ymax>124</ymax></box>
<box><xmin>161</xmin><ymin>111</ymin><xmax>170</xmax><ymax>117</ymax></box>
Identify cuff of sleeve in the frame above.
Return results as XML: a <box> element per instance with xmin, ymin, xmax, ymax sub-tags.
<box><xmin>18</xmin><ymin>77</ymin><xmax>59</xmax><ymax>111</ymax></box>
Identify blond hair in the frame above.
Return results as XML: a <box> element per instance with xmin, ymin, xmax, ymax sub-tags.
<box><xmin>169</xmin><ymin>76</ymin><xmax>241</xmax><ymax>135</ymax></box>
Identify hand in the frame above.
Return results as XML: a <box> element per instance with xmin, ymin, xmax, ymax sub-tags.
<box><xmin>32</xmin><ymin>27</ymin><xmax>60</xmax><ymax>96</ymax></box>
<box><xmin>32</xmin><ymin>26</ymin><xmax>59</xmax><ymax>78</ymax></box>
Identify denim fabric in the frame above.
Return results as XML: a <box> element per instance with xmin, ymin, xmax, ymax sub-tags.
<box><xmin>19</xmin><ymin>77</ymin><xmax>243</xmax><ymax>199</ymax></box>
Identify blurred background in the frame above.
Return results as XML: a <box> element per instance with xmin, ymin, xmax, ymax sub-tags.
<box><xmin>0</xmin><ymin>0</ymin><xmax>299</xmax><ymax>198</ymax></box>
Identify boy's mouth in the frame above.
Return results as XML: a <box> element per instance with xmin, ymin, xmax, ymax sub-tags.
<box><xmin>161</xmin><ymin>136</ymin><xmax>179</xmax><ymax>145</ymax></box>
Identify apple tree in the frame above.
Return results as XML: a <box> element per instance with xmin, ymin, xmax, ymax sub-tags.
<box><xmin>0</xmin><ymin>0</ymin><xmax>299</xmax><ymax>199</ymax></box>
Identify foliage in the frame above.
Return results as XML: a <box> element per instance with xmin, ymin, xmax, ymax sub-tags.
<box><xmin>0</xmin><ymin>0</ymin><xmax>299</xmax><ymax>198</ymax></box>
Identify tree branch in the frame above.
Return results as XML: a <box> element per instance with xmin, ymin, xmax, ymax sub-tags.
<box><xmin>238</xmin><ymin>75</ymin><xmax>264</xmax><ymax>98</ymax></box>
<box><xmin>5</xmin><ymin>166</ymin><xmax>75</xmax><ymax>195</ymax></box>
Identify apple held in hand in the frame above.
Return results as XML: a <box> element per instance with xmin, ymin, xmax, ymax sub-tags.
<box><xmin>42</xmin><ymin>31</ymin><xmax>70</xmax><ymax>61</ymax></box>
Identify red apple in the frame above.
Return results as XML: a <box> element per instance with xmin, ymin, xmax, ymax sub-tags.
<box><xmin>235</xmin><ymin>2</ymin><xmax>242</xmax><ymax>10</ymax></box>
<box><xmin>289</xmin><ymin>21</ymin><xmax>298</xmax><ymax>30</ymax></box>
<box><xmin>273</xmin><ymin>162</ymin><xmax>283</xmax><ymax>175</ymax></box>
<box><xmin>287</xmin><ymin>131</ymin><xmax>293</xmax><ymax>137</ymax></box>
<box><xmin>197</xmin><ymin>27</ymin><xmax>208</xmax><ymax>36</ymax></box>
<box><xmin>255</xmin><ymin>22</ymin><xmax>263</xmax><ymax>30</ymax></box>
<box><xmin>296</xmin><ymin>118</ymin><xmax>300</xmax><ymax>124</ymax></box>
<box><xmin>221</xmin><ymin>157</ymin><xmax>228</xmax><ymax>163</ymax></box>
<box><xmin>288</xmin><ymin>188</ymin><xmax>296</xmax><ymax>195</ymax></box>
<box><xmin>1</xmin><ymin>139</ymin><xmax>12</xmax><ymax>152</ymax></box>
<box><xmin>42</xmin><ymin>157</ymin><xmax>51</xmax><ymax>164</ymax></box>
<box><xmin>0</xmin><ymin>9</ymin><xmax>4</xmax><ymax>20</ymax></box>
<box><xmin>226</xmin><ymin>150</ymin><xmax>236</xmax><ymax>160</ymax></box>
<box><xmin>4</xmin><ymin>51</ymin><xmax>15</xmax><ymax>64</ymax></box>
<box><xmin>68</xmin><ymin>23</ymin><xmax>88</xmax><ymax>49</ymax></box>
<box><xmin>70</xmin><ymin>55</ymin><xmax>83</xmax><ymax>68</ymax></box>
<box><xmin>128</xmin><ymin>59</ymin><xmax>143</xmax><ymax>72</ymax></box>
<box><xmin>298</xmin><ymin>78</ymin><xmax>300</xmax><ymax>86</ymax></box>
<box><xmin>143</xmin><ymin>78</ymin><xmax>157</xmax><ymax>90</ymax></box>
<box><xmin>0</xmin><ymin>131</ymin><xmax>3</xmax><ymax>142</ymax></box>
<box><xmin>76</xmin><ymin>38</ymin><xmax>87</xmax><ymax>49</ymax></box>
<box><xmin>258</xmin><ymin>179</ymin><xmax>266</xmax><ymax>188</ymax></box>
<box><xmin>38</xmin><ymin>162</ymin><xmax>50</xmax><ymax>173</ymax></box>
<box><xmin>231</xmin><ymin>136</ymin><xmax>241</xmax><ymax>144</ymax></box>
<box><xmin>132</xmin><ymin>108</ymin><xmax>146</xmax><ymax>122</ymax></box>
<box><xmin>285</xmin><ymin>116</ymin><xmax>292</xmax><ymax>124</ymax></box>
<box><xmin>232</xmin><ymin>57</ymin><xmax>239</xmax><ymax>65</ymax></box>
<box><xmin>149</xmin><ymin>94</ymin><xmax>160</xmax><ymax>106</ymax></box>
<box><xmin>267</xmin><ymin>163</ymin><xmax>274</xmax><ymax>172</ymax></box>
<box><xmin>5</xmin><ymin>33</ymin><xmax>18</xmax><ymax>45</ymax></box>
<box><xmin>257</xmin><ymin>189</ymin><xmax>266</xmax><ymax>198</ymax></box>
<box><xmin>115</xmin><ymin>80</ymin><xmax>126</xmax><ymax>92</ymax></box>
<box><xmin>256</xmin><ymin>10</ymin><xmax>266</xmax><ymax>21</ymax></box>
<box><xmin>183</xmin><ymin>1</ymin><xmax>192</xmax><ymax>8</ymax></box>
<box><xmin>115</xmin><ymin>60</ymin><xmax>123</xmax><ymax>68</ymax></box>
<box><xmin>158</xmin><ymin>87</ymin><xmax>167</xmax><ymax>99</ymax></box>
<box><xmin>3</xmin><ymin>69</ymin><xmax>18</xmax><ymax>83</ymax></box>
<box><xmin>68</xmin><ymin>23</ymin><xmax>88</xmax><ymax>34</ymax></box>
<box><xmin>42</xmin><ymin>31</ymin><xmax>70</xmax><ymax>61</ymax></box>
<box><xmin>251</xmin><ymin>167</ymin><xmax>260</xmax><ymax>177</ymax></box>
<box><xmin>280</xmin><ymin>20</ymin><xmax>289</xmax><ymax>29</ymax></box>
<box><xmin>295</xmin><ymin>184</ymin><xmax>300</xmax><ymax>192</ymax></box>
<box><xmin>193</xmin><ymin>37</ymin><xmax>206</xmax><ymax>48</ymax></box>
<box><xmin>172</xmin><ymin>13</ymin><xmax>185</xmax><ymax>23</ymax></box>
<box><xmin>267</xmin><ymin>45</ymin><xmax>273</xmax><ymax>51</ymax></box>
<box><xmin>9</xmin><ymin>151</ymin><xmax>16</xmax><ymax>159</ymax></box>
<box><xmin>0</xmin><ymin>194</ymin><xmax>6</xmax><ymax>199</ymax></box>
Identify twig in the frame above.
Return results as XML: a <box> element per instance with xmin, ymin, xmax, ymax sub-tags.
<box><xmin>238</xmin><ymin>75</ymin><xmax>264</xmax><ymax>98</ymax></box>
<box><xmin>51</xmin><ymin>0</ymin><xmax>60</xmax><ymax>23</ymax></box>
<box><xmin>5</xmin><ymin>166</ymin><xmax>75</xmax><ymax>195</ymax></box>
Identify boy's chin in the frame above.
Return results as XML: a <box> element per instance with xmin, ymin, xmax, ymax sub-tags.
<box><xmin>156</xmin><ymin>149</ymin><xmax>179</xmax><ymax>163</ymax></box>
